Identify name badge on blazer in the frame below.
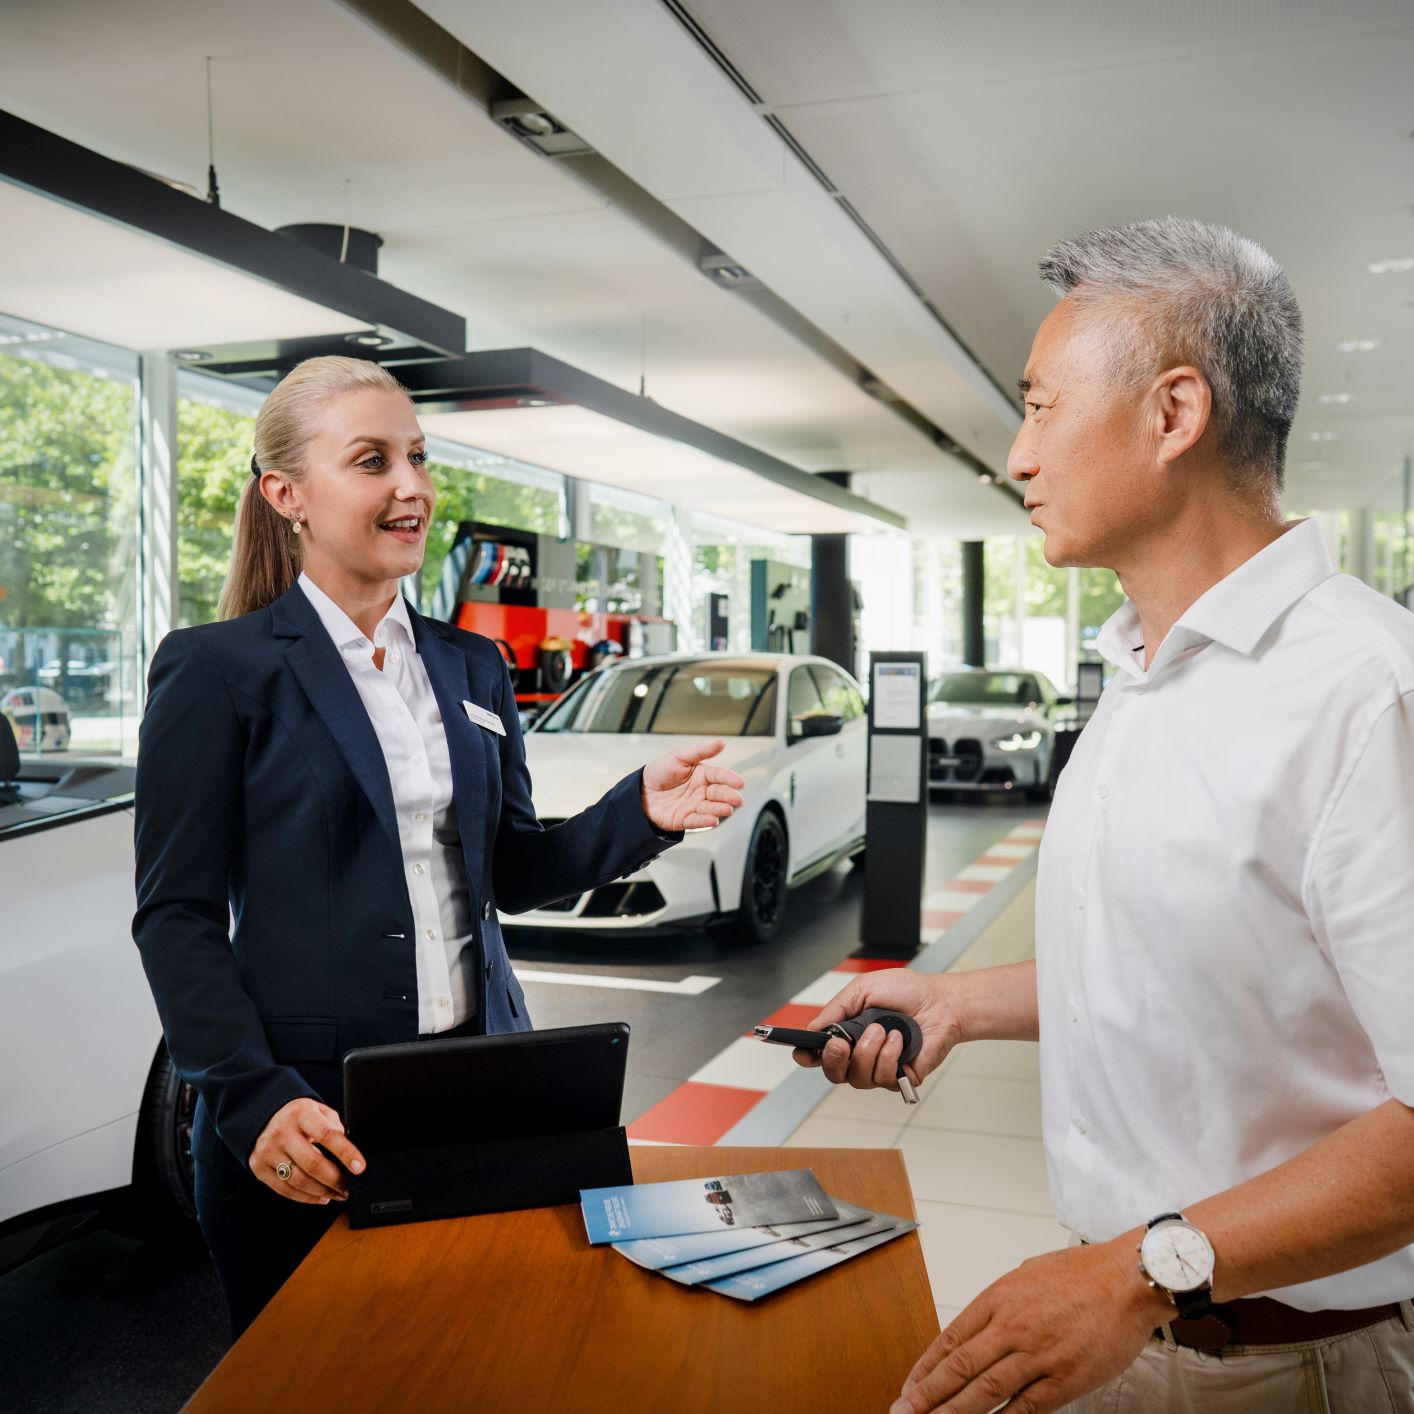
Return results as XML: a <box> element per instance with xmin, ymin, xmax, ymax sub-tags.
<box><xmin>463</xmin><ymin>700</ymin><xmax>506</xmax><ymax>736</ymax></box>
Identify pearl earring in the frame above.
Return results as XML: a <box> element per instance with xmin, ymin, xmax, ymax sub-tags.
<box><xmin>291</xmin><ymin>516</ymin><xmax>302</xmax><ymax>535</ymax></box>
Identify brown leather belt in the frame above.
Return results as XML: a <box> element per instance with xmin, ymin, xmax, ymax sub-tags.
<box><xmin>1163</xmin><ymin>1296</ymin><xmax>1402</xmax><ymax>1351</ymax></box>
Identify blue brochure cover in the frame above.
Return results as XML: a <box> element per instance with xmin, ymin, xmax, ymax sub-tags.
<box><xmin>703</xmin><ymin>1219</ymin><xmax>917</xmax><ymax>1301</ymax></box>
<box><xmin>612</xmin><ymin>1201</ymin><xmax>869</xmax><ymax>1270</ymax></box>
<box><xmin>580</xmin><ymin>1170</ymin><xmax>836</xmax><ymax>1244</ymax></box>
<box><xmin>660</xmin><ymin>1213</ymin><xmax>893</xmax><ymax>1285</ymax></box>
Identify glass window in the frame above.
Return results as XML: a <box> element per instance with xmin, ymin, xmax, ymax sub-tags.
<box><xmin>786</xmin><ymin>665</ymin><xmax>827</xmax><ymax>739</ymax></box>
<box><xmin>929</xmin><ymin>671</ymin><xmax>1046</xmax><ymax>706</ymax></box>
<box><xmin>0</xmin><ymin>313</ymin><xmax>140</xmax><ymax>759</ymax></box>
<box><xmin>809</xmin><ymin>663</ymin><xmax>864</xmax><ymax>720</ymax></box>
<box><xmin>535</xmin><ymin>661</ymin><xmax>777</xmax><ymax>737</ymax></box>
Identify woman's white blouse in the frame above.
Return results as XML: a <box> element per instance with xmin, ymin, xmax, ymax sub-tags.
<box><xmin>298</xmin><ymin>572</ymin><xmax>475</xmax><ymax>1033</ymax></box>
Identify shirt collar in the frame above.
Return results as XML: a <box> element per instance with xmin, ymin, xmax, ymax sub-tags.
<box><xmin>1093</xmin><ymin>518</ymin><xmax>1337</xmax><ymax>677</ymax></box>
<box><xmin>297</xmin><ymin>571</ymin><xmax>413</xmax><ymax>652</ymax></box>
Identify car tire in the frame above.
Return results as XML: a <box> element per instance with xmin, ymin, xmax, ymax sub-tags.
<box><xmin>727</xmin><ymin>809</ymin><xmax>789</xmax><ymax>945</ymax></box>
<box><xmin>113</xmin><ymin>1046</ymin><xmax>201</xmax><ymax>1244</ymax></box>
<box><xmin>849</xmin><ymin>846</ymin><xmax>867</xmax><ymax>869</ymax></box>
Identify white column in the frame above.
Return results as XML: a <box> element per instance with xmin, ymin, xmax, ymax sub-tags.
<box><xmin>138</xmin><ymin>351</ymin><xmax>178</xmax><ymax>687</ymax></box>
<box><xmin>663</xmin><ymin>507</ymin><xmax>696</xmax><ymax>653</ymax></box>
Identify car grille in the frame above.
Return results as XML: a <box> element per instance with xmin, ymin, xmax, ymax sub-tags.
<box><xmin>580</xmin><ymin>881</ymin><xmax>667</xmax><ymax>918</ymax></box>
<box><xmin>928</xmin><ymin>735</ymin><xmax>992</xmax><ymax>785</ymax></box>
<box><xmin>538</xmin><ymin>893</ymin><xmax>583</xmax><ymax>913</ymax></box>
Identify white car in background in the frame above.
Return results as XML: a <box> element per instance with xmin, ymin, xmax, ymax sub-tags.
<box><xmin>1</xmin><ymin>685</ymin><xmax>72</xmax><ymax>752</ymax></box>
<box><xmin>517</xmin><ymin>653</ymin><xmax>867</xmax><ymax>942</ymax></box>
<box><xmin>925</xmin><ymin>668</ymin><xmax>1068</xmax><ymax>802</ymax></box>
<box><xmin>0</xmin><ymin>728</ymin><xmax>194</xmax><ymax>1272</ymax></box>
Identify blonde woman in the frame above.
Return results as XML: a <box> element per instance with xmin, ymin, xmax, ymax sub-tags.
<box><xmin>132</xmin><ymin>356</ymin><xmax>744</xmax><ymax>1336</ymax></box>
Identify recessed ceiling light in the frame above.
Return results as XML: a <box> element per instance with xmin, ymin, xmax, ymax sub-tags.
<box><xmin>1307</xmin><ymin>431</ymin><xmax>1339</xmax><ymax>442</ymax></box>
<box><xmin>344</xmin><ymin>331</ymin><xmax>394</xmax><ymax>349</ymax></box>
<box><xmin>1317</xmin><ymin>393</ymin><xmax>1354</xmax><ymax>405</ymax></box>
<box><xmin>1337</xmin><ymin>338</ymin><xmax>1380</xmax><ymax>352</ymax></box>
<box><xmin>1368</xmin><ymin>257</ymin><xmax>1414</xmax><ymax>275</ymax></box>
<box><xmin>173</xmin><ymin>349</ymin><xmax>211</xmax><ymax>362</ymax></box>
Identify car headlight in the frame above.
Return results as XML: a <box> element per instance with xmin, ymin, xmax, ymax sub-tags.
<box><xmin>991</xmin><ymin>729</ymin><xmax>1043</xmax><ymax>752</ymax></box>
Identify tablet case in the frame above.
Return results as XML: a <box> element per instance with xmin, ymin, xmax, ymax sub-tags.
<box><xmin>342</xmin><ymin>1022</ymin><xmax>633</xmax><ymax>1229</ymax></box>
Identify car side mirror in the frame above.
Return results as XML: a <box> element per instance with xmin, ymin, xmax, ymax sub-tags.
<box><xmin>791</xmin><ymin>713</ymin><xmax>843</xmax><ymax>742</ymax></box>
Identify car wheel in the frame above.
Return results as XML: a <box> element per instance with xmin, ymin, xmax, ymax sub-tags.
<box><xmin>115</xmin><ymin>1046</ymin><xmax>201</xmax><ymax>1243</ymax></box>
<box><xmin>728</xmin><ymin>809</ymin><xmax>789</xmax><ymax>944</ymax></box>
<box><xmin>849</xmin><ymin>846</ymin><xmax>867</xmax><ymax>869</ymax></box>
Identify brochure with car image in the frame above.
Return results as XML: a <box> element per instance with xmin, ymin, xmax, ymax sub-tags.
<box><xmin>612</xmin><ymin>1200</ymin><xmax>871</xmax><ymax>1270</ymax></box>
<box><xmin>580</xmin><ymin>1169</ymin><xmax>836</xmax><ymax>1244</ymax></box>
<box><xmin>704</xmin><ymin>1220</ymin><xmax>917</xmax><ymax>1301</ymax></box>
<box><xmin>659</xmin><ymin>1210</ymin><xmax>902</xmax><ymax>1285</ymax></box>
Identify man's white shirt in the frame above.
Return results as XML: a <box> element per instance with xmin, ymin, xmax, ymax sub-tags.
<box><xmin>1037</xmin><ymin>517</ymin><xmax>1414</xmax><ymax>1310</ymax></box>
<box><xmin>298</xmin><ymin>573</ymin><xmax>476</xmax><ymax>1034</ymax></box>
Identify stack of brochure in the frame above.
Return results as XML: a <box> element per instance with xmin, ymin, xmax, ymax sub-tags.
<box><xmin>579</xmin><ymin>1169</ymin><xmax>917</xmax><ymax>1302</ymax></box>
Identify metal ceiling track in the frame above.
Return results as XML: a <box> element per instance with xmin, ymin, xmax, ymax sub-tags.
<box><xmin>0</xmin><ymin>107</ymin><xmax>466</xmax><ymax>361</ymax></box>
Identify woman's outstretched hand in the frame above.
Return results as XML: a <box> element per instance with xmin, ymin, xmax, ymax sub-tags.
<box><xmin>641</xmin><ymin>737</ymin><xmax>745</xmax><ymax>832</ymax></box>
<box><xmin>248</xmin><ymin>1097</ymin><xmax>367</xmax><ymax>1204</ymax></box>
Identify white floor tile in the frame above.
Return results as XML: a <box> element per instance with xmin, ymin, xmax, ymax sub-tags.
<box><xmin>898</xmin><ymin>1129</ymin><xmax>1053</xmax><ymax>1215</ymax></box>
<box><xmin>956</xmin><ymin>863</ymin><xmax>1012</xmax><ymax>883</ymax></box>
<box><xmin>790</xmin><ymin>969</ymin><xmax>856</xmax><ymax>1007</ymax></box>
<box><xmin>924</xmin><ymin>890</ymin><xmax>983</xmax><ymax>913</ymax></box>
<box><xmin>945</xmin><ymin>1038</ymin><xmax>1041</xmax><ymax>1081</ymax></box>
<box><xmin>985</xmin><ymin>842</ymin><xmax>1037</xmax><ymax>859</ymax></box>
<box><xmin>813</xmin><ymin>1067</ymin><xmax>946</xmax><ymax>1122</ymax></box>
<box><xmin>909</xmin><ymin>1074</ymin><xmax>1042</xmax><ymax>1139</ymax></box>
<box><xmin>914</xmin><ymin>1200</ymin><xmax>1072</xmax><ymax>1309</ymax></box>
<box><xmin>783</xmin><ymin>1113</ymin><xmax>906</xmax><ymax>1149</ymax></box>
<box><xmin>1008</xmin><ymin>824</ymin><xmax>1046</xmax><ymax>841</ymax></box>
<box><xmin>690</xmin><ymin>1035</ymin><xmax>797</xmax><ymax>1090</ymax></box>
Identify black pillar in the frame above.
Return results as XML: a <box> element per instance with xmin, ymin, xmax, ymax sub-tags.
<box><xmin>810</xmin><ymin>471</ymin><xmax>854</xmax><ymax>673</ymax></box>
<box><xmin>961</xmin><ymin>540</ymin><xmax>985</xmax><ymax>667</ymax></box>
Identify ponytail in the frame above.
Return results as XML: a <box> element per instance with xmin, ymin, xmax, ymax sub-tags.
<box><xmin>217</xmin><ymin>354</ymin><xmax>411</xmax><ymax>620</ymax></box>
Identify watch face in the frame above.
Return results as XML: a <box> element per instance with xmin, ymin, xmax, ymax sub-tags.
<box><xmin>1141</xmin><ymin>1220</ymin><xmax>1215</xmax><ymax>1293</ymax></box>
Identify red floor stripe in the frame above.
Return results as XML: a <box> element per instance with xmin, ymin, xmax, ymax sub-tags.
<box><xmin>921</xmin><ymin>908</ymin><xmax>966</xmax><ymax>929</ymax></box>
<box><xmin>975</xmin><ymin>854</ymin><xmax>1019</xmax><ymax>867</ymax></box>
<box><xmin>627</xmin><ymin>1082</ymin><xmax>766</xmax><ymax>1145</ymax></box>
<box><xmin>835</xmin><ymin>956</ymin><xmax>908</xmax><ymax>974</ymax></box>
<box><xmin>947</xmin><ymin>878</ymin><xmax>994</xmax><ymax>893</ymax></box>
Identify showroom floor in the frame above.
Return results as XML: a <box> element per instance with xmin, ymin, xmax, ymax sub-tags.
<box><xmin>0</xmin><ymin>796</ymin><xmax>1047</xmax><ymax>1413</ymax></box>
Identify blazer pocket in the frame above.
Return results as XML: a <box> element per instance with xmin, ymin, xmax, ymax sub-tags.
<box><xmin>262</xmin><ymin>1017</ymin><xmax>339</xmax><ymax>1064</ymax></box>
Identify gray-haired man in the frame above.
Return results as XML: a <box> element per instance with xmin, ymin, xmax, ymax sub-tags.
<box><xmin>799</xmin><ymin>218</ymin><xmax>1414</xmax><ymax>1412</ymax></box>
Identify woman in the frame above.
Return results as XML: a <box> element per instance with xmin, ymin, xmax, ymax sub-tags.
<box><xmin>132</xmin><ymin>356</ymin><xmax>744</xmax><ymax>1337</ymax></box>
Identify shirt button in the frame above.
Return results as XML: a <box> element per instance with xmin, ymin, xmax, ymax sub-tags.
<box><xmin>391</xmin><ymin>651</ymin><xmax>401</xmax><ymax>664</ymax></box>
<box><xmin>410</xmin><ymin>754</ymin><xmax>422</xmax><ymax>766</ymax></box>
<box><xmin>1068</xmin><ymin>1004</ymin><xmax>1079</xmax><ymax>1023</ymax></box>
<box><xmin>1075</xmin><ymin>1116</ymin><xmax>1088</xmax><ymax>1135</ymax></box>
<box><xmin>1136</xmin><ymin>686</ymin><xmax>1147</xmax><ymax>697</ymax></box>
<box><xmin>438</xmin><ymin>995</ymin><xmax>451</xmax><ymax>1009</ymax></box>
<box><xmin>412</xmin><ymin>863</ymin><xmax>425</xmax><ymax>876</ymax></box>
<box><xmin>425</xmin><ymin>927</ymin><xmax>438</xmax><ymax>941</ymax></box>
<box><xmin>482</xmin><ymin>900</ymin><xmax>491</xmax><ymax>920</ymax></box>
<box><xmin>392</xmin><ymin>706</ymin><xmax>405</xmax><ymax>717</ymax></box>
<box><xmin>414</xmin><ymin>811</ymin><xmax>427</xmax><ymax>823</ymax></box>
<box><xmin>1096</xmin><ymin>784</ymin><xmax>1108</xmax><ymax>799</ymax></box>
<box><xmin>1075</xmin><ymin>893</ymin><xmax>1085</xmax><ymax>910</ymax></box>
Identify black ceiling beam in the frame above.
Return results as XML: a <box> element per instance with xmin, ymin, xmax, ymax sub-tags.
<box><xmin>0</xmin><ymin>108</ymin><xmax>465</xmax><ymax>358</ymax></box>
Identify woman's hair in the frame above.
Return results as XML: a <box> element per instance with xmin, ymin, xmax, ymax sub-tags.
<box><xmin>218</xmin><ymin>355</ymin><xmax>413</xmax><ymax>620</ymax></box>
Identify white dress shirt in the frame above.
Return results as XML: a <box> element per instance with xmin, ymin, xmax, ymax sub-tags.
<box><xmin>1037</xmin><ymin>518</ymin><xmax>1414</xmax><ymax>1310</ymax></box>
<box><xmin>298</xmin><ymin>573</ymin><xmax>476</xmax><ymax>1034</ymax></box>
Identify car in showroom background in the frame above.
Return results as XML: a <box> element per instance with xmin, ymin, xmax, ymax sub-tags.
<box><xmin>0</xmin><ymin>722</ymin><xmax>195</xmax><ymax>1272</ymax></box>
<box><xmin>516</xmin><ymin>652</ymin><xmax>867</xmax><ymax>943</ymax></box>
<box><xmin>925</xmin><ymin>668</ymin><xmax>1069</xmax><ymax>802</ymax></box>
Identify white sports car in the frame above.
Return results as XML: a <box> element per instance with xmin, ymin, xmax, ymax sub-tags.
<box><xmin>0</xmin><ymin>732</ymin><xmax>194</xmax><ymax>1272</ymax></box>
<box><xmin>925</xmin><ymin>668</ymin><xmax>1068</xmax><ymax>802</ymax></box>
<box><xmin>516</xmin><ymin>653</ymin><xmax>868</xmax><ymax>941</ymax></box>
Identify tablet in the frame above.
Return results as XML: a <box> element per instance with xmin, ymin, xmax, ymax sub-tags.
<box><xmin>343</xmin><ymin>1021</ymin><xmax>629</xmax><ymax>1152</ymax></box>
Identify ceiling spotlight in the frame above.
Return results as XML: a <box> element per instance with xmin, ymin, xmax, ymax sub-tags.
<box><xmin>490</xmin><ymin>98</ymin><xmax>591</xmax><ymax>156</ymax></box>
<box><xmin>1299</xmin><ymin>460</ymin><xmax>1327</xmax><ymax>472</ymax></box>
<box><xmin>1317</xmin><ymin>393</ymin><xmax>1354</xmax><ymax>405</ymax></box>
<box><xmin>1368</xmin><ymin>256</ymin><xmax>1414</xmax><ymax>275</ymax></box>
<box><xmin>173</xmin><ymin>349</ymin><xmax>211</xmax><ymax>362</ymax></box>
<box><xmin>1308</xmin><ymin>431</ymin><xmax>1339</xmax><ymax>442</ymax></box>
<box><xmin>345</xmin><ymin>331</ymin><xmax>394</xmax><ymax>349</ymax></box>
<box><xmin>1337</xmin><ymin>338</ymin><xmax>1380</xmax><ymax>352</ymax></box>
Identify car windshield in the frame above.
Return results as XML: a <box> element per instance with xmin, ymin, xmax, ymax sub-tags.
<box><xmin>929</xmin><ymin>672</ymin><xmax>1042</xmax><ymax>706</ymax></box>
<box><xmin>535</xmin><ymin>663</ymin><xmax>778</xmax><ymax>736</ymax></box>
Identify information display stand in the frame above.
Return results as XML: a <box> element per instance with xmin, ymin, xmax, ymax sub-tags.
<box><xmin>861</xmin><ymin>652</ymin><xmax>927</xmax><ymax>958</ymax></box>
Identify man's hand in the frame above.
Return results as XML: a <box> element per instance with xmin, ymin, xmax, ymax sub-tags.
<box><xmin>792</xmin><ymin>970</ymin><xmax>963</xmax><ymax>1093</ymax></box>
<box><xmin>248</xmin><ymin>1097</ymin><xmax>367</xmax><ymax>1205</ymax></box>
<box><xmin>891</xmin><ymin>1240</ymin><xmax>1164</xmax><ymax>1414</ymax></box>
<box><xmin>641</xmin><ymin>738</ymin><xmax>745</xmax><ymax>832</ymax></box>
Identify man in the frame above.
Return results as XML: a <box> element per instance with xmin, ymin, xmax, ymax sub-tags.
<box><xmin>798</xmin><ymin>218</ymin><xmax>1414</xmax><ymax>1412</ymax></box>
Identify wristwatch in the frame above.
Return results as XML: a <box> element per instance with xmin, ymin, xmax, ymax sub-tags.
<box><xmin>1137</xmin><ymin>1212</ymin><xmax>1217</xmax><ymax>1318</ymax></box>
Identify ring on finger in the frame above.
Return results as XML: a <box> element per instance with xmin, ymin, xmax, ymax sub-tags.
<box><xmin>276</xmin><ymin>1160</ymin><xmax>294</xmax><ymax>1181</ymax></box>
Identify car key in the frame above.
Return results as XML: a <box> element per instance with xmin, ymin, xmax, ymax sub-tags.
<box><xmin>754</xmin><ymin>1006</ymin><xmax>923</xmax><ymax>1103</ymax></box>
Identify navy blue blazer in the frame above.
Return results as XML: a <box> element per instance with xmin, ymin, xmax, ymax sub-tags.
<box><xmin>132</xmin><ymin>582</ymin><xmax>680</xmax><ymax>1169</ymax></box>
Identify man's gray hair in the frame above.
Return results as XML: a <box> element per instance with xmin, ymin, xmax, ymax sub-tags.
<box><xmin>1038</xmin><ymin>217</ymin><xmax>1302</xmax><ymax>490</ymax></box>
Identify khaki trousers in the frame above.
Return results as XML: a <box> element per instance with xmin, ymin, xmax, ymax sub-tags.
<box><xmin>1065</xmin><ymin>1301</ymin><xmax>1414</xmax><ymax>1413</ymax></box>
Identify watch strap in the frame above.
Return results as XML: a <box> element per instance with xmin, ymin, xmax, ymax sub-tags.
<box><xmin>1173</xmin><ymin>1286</ymin><xmax>1214</xmax><ymax>1319</ymax></box>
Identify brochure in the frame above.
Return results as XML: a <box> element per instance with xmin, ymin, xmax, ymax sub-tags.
<box><xmin>612</xmin><ymin>1201</ymin><xmax>870</xmax><ymax>1271</ymax></box>
<box><xmin>659</xmin><ymin>1212</ymin><xmax>895</xmax><ymax>1285</ymax></box>
<box><xmin>580</xmin><ymin>1169</ymin><xmax>837</xmax><ymax>1244</ymax></box>
<box><xmin>703</xmin><ymin>1219</ymin><xmax>917</xmax><ymax>1301</ymax></box>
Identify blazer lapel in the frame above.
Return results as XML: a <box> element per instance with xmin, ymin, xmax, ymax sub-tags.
<box><xmin>270</xmin><ymin>584</ymin><xmax>402</xmax><ymax>853</ymax></box>
<box><xmin>410</xmin><ymin>607</ymin><xmax>489</xmax><ymax>881</ymax></box>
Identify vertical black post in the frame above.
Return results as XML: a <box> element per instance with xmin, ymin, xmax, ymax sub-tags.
<box><xmin>811</xmin><ymin>470</ymin><xmax>853</xmax><ymax>674</ymax></box>
<box><xmin>860</xmin><ymin>651</ymin><xmax>928</xmax><ymax>958</ymax></box>
<box><xmin>961</xmin><ymin>539</ymin><xmax>985</xmax><ymax>667</ymax></box>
